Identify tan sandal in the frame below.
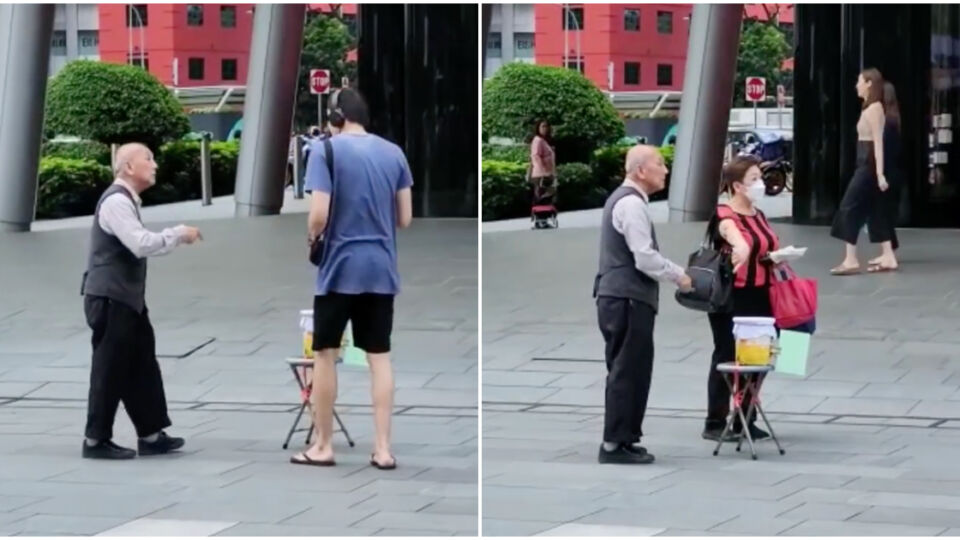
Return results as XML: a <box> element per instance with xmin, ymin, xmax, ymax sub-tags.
<box><xmin>830</xmin><ymin>264</ymin><xmax>861</xmax><ymax>276</ymax></box>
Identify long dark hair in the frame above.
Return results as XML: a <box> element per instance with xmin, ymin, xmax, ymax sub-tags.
<box><xmin>883</xmin><ymin>81</ymin><xmax>900</xmax><ymax>132</ymax></box>
<box><xmin>719</xmin><ymin>154</ymin><xmax>762</xmax><ymax>196</ymax></box>
<box><xmin>860</xmin><ymin>68</ymin><xmax>884</xmax><ymax>109</ymax></box>
<box><xmin>531</xmin><ymin>119</ymin><xmax>552</xmax><ymax>144</ymax></box>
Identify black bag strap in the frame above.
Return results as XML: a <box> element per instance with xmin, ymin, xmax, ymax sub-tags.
<box><xmin>318</xmin><ymin>138</ymin><xmax>336</xmax><ymax>263</ymax></box>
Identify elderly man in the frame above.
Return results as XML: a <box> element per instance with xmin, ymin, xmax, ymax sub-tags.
<box><xmin>79</xmin><ymin>143</ymin><xmax>202</xmax><ymax>460</ymax></box>
<box><xmin>593</xmin><ymin>145</ymin><xmax>692</xmax><ymax>465</ymax></box>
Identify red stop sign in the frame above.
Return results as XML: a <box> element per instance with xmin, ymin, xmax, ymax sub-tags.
<box><xmin>745</xmin><ymin>76</ymin><xmax>766</xmax><ymax>102</ymax></box>
<box><xmin>310</xmin><ymin>69</ymin><xmax>330</xmax><ymax>95</ymax></box>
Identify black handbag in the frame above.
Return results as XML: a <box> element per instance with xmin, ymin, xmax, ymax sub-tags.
<box><xmin>675</xmin><ymin>214</ymin><xmax>734</xmax><ymax>313</ymax></box>
<box><xmin>308</xmin><ymin>138</ymin><xmax>335</xmax><ymax>266</ymax></box>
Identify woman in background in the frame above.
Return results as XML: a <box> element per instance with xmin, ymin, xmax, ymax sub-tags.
<box><xmin>866</xmin><ymin>81</ymin><xmax>902</xmax><ymax>272</ymax></box>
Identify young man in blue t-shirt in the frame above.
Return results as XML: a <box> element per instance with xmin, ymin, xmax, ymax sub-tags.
<box><xmin>293</xmin><ymin>88</ymin><xmax>413</xmax><ymax>470</ymax></box>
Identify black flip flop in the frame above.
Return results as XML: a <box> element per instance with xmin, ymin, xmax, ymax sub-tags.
<box><xmin>370</xmin><ymin>453</ymin><xmax>397</xmax><ymax>470</ymax></box>
<box><xmin>290</xmin><ymin>452</ymin><xmax>336</xmax><ymax>467</ymax></box>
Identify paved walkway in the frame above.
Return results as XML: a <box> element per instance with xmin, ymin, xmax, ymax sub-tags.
<box><xmin>483</xmin><ymin>220</ymin><xmax>960</xmax><ymax>536</ymax></box>
<box><xmin>0</xmin><ymin>204</ymin><xmax>477</xmax><ymax>536</ymax></box>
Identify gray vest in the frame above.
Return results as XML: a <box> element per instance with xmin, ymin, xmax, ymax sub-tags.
<box><xmin>80</xmin><ymin>184</ymin><xmax>148</xmax><ymax>313</ymax></box>
<box><xmin>593</xmin><ymin>185</ymin><xmax>660</xmax><ymax>311</ymax></box>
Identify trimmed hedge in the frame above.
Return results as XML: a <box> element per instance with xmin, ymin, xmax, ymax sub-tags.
<box><xmin>481</xmin><ymin>143</ymin><xmax>529</xmax><ymax>163</ymax></box>
<box><xmin>481</xmin><ymin>160</ymin><xmax>529</xmax><ymax>221</ymax></box>
<box><xmin>36</xmin><ymin>157</ymin><xmax>112</xmax><ymax>219</ymax></box>
<box><xmin>37</xmin><ymin>140</ymin><xmax>241</xmax><ymax>218</ymax></box>
<box><xmin>41</xmin><ymin>140</ymin><xmax>111</xmax><ymax>166</ymax></box>
<box><xmin>44</xmin><ymin>60</ymin><xmax>190</xmax><ymax>150</ymax></box>
<box><xmin>482</xmin><ymin>63</ymin><xmax>625</xmax><ymax>164</ymax></box>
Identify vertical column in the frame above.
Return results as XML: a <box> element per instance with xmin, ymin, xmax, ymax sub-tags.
<box><xmin>667</xmin><ymin>4</ymin><xmax>743</xmax><ymax>222</ymax></box>
<box><xmin>0</xmin><ymin>4</ymin><xmax>55</xmax><ymax>232</ymax></box>
<box><xmin>482</xmin><ymin>4</ymin><xmax>491</xmax><ymax>75</ymax></box>
<box><xmin>501</xmin><ymin>5</ymin><xmax>515</xmax><ymax>63</ymax></box>
<box><xmin>233</xmin><ymin>4</ymin><xmax>305</xmax><ymax>217</ymax></box>
<box><xmin>65</xmin><ymin>4</ymin><xmax>79</xmax><ymax>60</ymax></box>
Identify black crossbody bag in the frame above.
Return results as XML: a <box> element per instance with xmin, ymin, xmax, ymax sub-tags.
<box><xmin>675</xmin><ymin>214</ymin><xmax>734</xmax><ymax>313</ymax></box>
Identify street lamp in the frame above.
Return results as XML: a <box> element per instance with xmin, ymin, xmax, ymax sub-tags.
<box><xmin>127</xmin><ymin>5</ymin><xmax>146</xmax><ymax>69</ymax></box>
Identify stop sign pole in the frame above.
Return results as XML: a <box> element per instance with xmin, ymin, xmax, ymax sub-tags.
<box><xmin>745</xmin><ymin>76</ymin><xmax>766</xmax><ymax>129</ymax></box>
<box><xmin>310</xmin><ymin>69</ymin><xmax>331</xmax><ymax>128</ymax></box>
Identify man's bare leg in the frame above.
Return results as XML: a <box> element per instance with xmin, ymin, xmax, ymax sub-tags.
<box><xmin>294</xmin><ymin>348</ymin><xmax>337</xmax><ymax>462</ymax></box>
<box><xmin>367</xmin><ymin>353</ymin><xmax>394</xmax><ymax>465</ymax></box>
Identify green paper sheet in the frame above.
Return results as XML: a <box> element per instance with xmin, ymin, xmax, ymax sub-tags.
<box><xmin>343</xmin><ymin>345</ymin><xmax>367</xmax><ymax>367</ymax></box>
<box><xmin>776</xmin><ymin>330</ymin><xmax>810</xmax><ymax>377</ymax></box>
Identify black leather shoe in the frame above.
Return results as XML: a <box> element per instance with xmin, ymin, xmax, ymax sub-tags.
<box><xmin>598</xmin><ymin>444</ymin><xmax>655</xmax><ymax>464</ymax></box>
<box><xmin>138</xmin><ymin>432</ymin><xmax>185</xmax><ymax>456</ymax></box>
<box><xmin>623</xmin><ymin>443</ymin><xmax>648</xmax><ymax>455</ymax></box>
<box><xmin>702</xmin><ymin>428</ymin><xmax>739</xmax><ymax>442</ymax></box>
<box><xmin>82</xmin><ymin>439</ymin><xmax>136</xmax><ymax>460</ymax></box>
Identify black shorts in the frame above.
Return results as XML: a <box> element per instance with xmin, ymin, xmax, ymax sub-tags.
<box><xmin>313</xmin><ymin>293</ymin><xmax>394</xmax><ymax>354</ymax></box>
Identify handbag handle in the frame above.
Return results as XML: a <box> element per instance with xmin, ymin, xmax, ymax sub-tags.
<box><xmin>772</xmin><ymin>263</ymin><xmax>796</xmax><ymax>282</ymax></box>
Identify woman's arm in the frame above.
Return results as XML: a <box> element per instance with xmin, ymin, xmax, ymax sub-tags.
<box><xmin>719</xmin><ymin>219</ymin><xmax>750</xmax><ymax>272</ymax></box>
<box><xmin>530</xmin><ymin>137</ymin><xmax>545</xmax><ymax>174</ymax></box>
<box><xmin>870</xmin><ymin>104</ymin><xmax>886</xmax><ymax>183</ymax></box>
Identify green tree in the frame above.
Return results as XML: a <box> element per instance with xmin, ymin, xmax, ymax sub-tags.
<box><xmin>294</xmin><ymin>11</ymin><xmax>357</xmax><ymax>130</ymax></box>
<box><xmin>43</xmin><ymin>60</ymin><xmax>190</xmax><ymax>150</ymax></box>
<box><xmin>482</xmin><ymin>63</ymin><xmax>625</xmax><ymax>164</ymax></box>
<box><xmin>733</xmin><ymin>20</ymin><xmax>791</xmax><ymax>107</ymax></box>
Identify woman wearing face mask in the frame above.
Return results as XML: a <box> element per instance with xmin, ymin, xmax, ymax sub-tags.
<box><xmin>702</xmin><ymin>154</ymin><xmax>780</xmax><ymax>442</ymax></box>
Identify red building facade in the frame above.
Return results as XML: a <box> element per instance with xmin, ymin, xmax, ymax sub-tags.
<box><xmin>533</xmin><ymin>4</ymin><xmax>792</xmax><ymax>93</ymax></box>
<box><xmin>534</xmin><ymin>4</ymin><xmax>693</xmax><ymax>92</ymax></box>
<box><xmin>98</xmin><ymin>4</ymin><xmax>355</xmax><ymax>87</ymax></box>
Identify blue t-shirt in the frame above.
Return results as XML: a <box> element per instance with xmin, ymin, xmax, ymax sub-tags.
<box><xmin>305</xmin><ymin>133</ymin><xmax>413</xmax><ymax>296</ymax></box>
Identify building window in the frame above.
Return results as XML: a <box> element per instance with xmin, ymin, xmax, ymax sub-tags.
<box><xmin>188</xmin><ymin>58</ymin><xmax>205</xmax><ymax>80</ymax></box>
<box><xmin>563</xmin><ymin>6</ymin><xmax>584</xmax><ymax>30</ymax></box>
<box><xmin>221</xmin><ymin>58</ymin><xmax>237</xmax><ymax>81</ymax></box>
<box><xmin>220</xmin><ymin>6</ymin><xmax>236</xmax><ymax>28</ymax></box>
<box><xmin>51</xmin><ymin>30</ymin><xmax>67</xmax><ymax>56</ymax></box>
<box><xmin>342</xmin><ymin>13</ymin><xmax>357</xmax><ymax>36</ymax></box>
<box><xmin>187</xmin><ymin>5</ymin><xmax>204</xmax><ymax>26</ymax></box>
<box><xmin>624</xmin><ymin>9</ymin><xmax>640</xmax><ymax>32</ymax></box>
<box><xmin>126</xmin><ymin>4</ymin><xmax>148</xmax><ymax>27</ymax></box>
<box><xmin>514</xmin><ymin>32</ymin><xmax>535</xmax><ymax>59</ymax></box>
<box><xmin>128</xmin><ymin>54</ymin><xmax>149</xmax><ymax>71</ymax></box>
<box><xmin>78</xmin><ymin>30</ymin><xmax>99</xmax><ymax>55</ymax></box>
<box><xmin>657</xmin><ymin>63</ymin><xmax>673</xmax><ymax>86</ymax></box>
<box><xmin>565</xmin><ymin>58</ymin><xmax>585</xmax><ymax>74</ymax></box>
<box><xmin>657</xmin><ymin>11</ymin><xmax>673</xmax><ymax>34</ymax></box>
<box><xmin>487</xmin><ymin>32</ymin><xmax>502</xmax><ymax>58</ymax></box>
<box><xmin>624</xmin><ymin>62</ymin><xmax>640</xmax><ymax>85</ymax></box>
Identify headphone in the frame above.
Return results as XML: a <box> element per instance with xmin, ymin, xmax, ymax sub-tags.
<box><xmin>327</xmin><ymin>89</ymin><xmax>345</xmax><ymax>129</ymax></box>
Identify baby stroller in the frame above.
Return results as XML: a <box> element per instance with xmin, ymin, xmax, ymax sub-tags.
<box><xmin>530</xmin><ymin>176</ymin><xmax>559</xmax><ymax>229</ymax></box>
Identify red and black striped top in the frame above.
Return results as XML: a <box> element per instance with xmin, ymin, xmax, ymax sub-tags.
<box><xmin>716</xmin><ymin>204</ymin><xmax>780</xmax><ymax>288</ymax></box>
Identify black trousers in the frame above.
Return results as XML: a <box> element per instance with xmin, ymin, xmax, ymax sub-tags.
<box><xmin>868</xmin><ymin>172</ymin><xmax>900</xmax><ymax>249</ymax></box>
<box><xmin>597</xmin><ymin>297</ymin><xmax>655</xmax><ymax>444</ymax></box>
<box><xmin>84</xmin><ymin>296</ymin><xmax>171</xmax><ymax>440</ymax></box>
<box><xmin>705</xmin><ymin>286</ymin><xmax>772</xmax><ymax>431</ymax></box>
<box><xmin>831</xmin><ymin>163</ymin><xmax>877</xmax><ymax>245</ymax></box>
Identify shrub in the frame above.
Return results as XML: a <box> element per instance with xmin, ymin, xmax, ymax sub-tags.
<box><xmin>591</xmin><ymin>145</ymin><xmax>630</xmax><ymax>192</ymax></box>
<box><xmin>145</xmin><ymin>140</ymin><xmax>240</xmax><ymax>206</ymax></box>
<box><xmin>481</xmin><ymin>160</ymin><xmax>528</xmax><ymax>221</ymax></box>
<box><xmin>44</xmin><ymin>60</ymin><xmax>190</xmax><ymax>150</ymax></box>
<box><xmin>482</xmin><ymin>63</ymin><xmax>625</xmax><ymax>164</ymax></box>
<box><xmin>481</xmin><ymin>143</ymin><xmax>529</xmax><ymax>163</ymax></box>
<box><xmin>555</xmin><ymin>162</ymin><xmax>607</xmax><ymax>211</ymax></box>
<box><xmin>41</xmin><ymin>140</ymin><xmax>112</xmax><ymax>166</ymax></box>
<box><xmin>36</xmin><ymin>157</ymin><xmax>112</xmax><ymax>219</ymax></box>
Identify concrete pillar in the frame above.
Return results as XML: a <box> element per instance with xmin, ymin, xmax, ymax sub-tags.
<box><xmin>65</xmin><ymin>4</ymin><xmax>79</xmax><ymax>59</ymax></box>
<box><xmin>667</xmin><ymin>4</ymin><xmax>743</xmax><ymax>222</ymax></box>
<box><xmin>501</xmin><ymin>5</ymin><xmax>515</xmax><ymax>62</ymax></box>
<box><xmin>482</xmin><ymin>4</ymin><xmax>491</xmax><ymax>76</ymax></box>
<box><xmin>234</xmin><ymin>4</ymin><xmax>305</xmax><ymax>217</ymax></box>
<box><xmin>0</xmin><ymin>4</ymin><xmax>55</xmax><ymax>232</ymax></box>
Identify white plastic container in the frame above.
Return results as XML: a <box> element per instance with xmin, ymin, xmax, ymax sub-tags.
<box><xmin>733</xmin><ymin>316</ymin><xmax>777</xmax><ymax>366</ymax></box>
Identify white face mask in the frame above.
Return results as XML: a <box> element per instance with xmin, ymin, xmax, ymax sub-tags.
<box><xmin>745</xmin><ymin>180</ymin><xmax>765</xmax><ymax>203</ymax></box>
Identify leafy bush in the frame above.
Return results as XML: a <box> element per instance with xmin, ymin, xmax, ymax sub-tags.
<box><xmin>482</xmin><ymin>143</ymin><xmax>529</xmax><ymax>163</ymax></box>
<box><xmin>36</xmin><ymin>157</ymin><xmax>112</xmax><ymax>219</ymax></box>
<box><xmin>481</xmin><ymin>160</ymin><xmax>529</xmax><ymax>221</ymax></box>
<box><xmin>482</xmin><ymin>63</ymin><xmax>625</xmax><ymax>164</ymax></box>
<box><xmin>591</xmin><ymin>145</ymin><xmax>630</xmax><ymax>192</ymax></box>
<box><xmin>146</xmin><ymin>140</ymin><xmax>239</xmax><ymax>206</ymax></box>
<box><xmin>555</xmin><ymin>162</ymin><xmax>607</xmax><ymax>211</ymax></box>
<box><xmin>659</xmin><ymin>144</ymin><xmax>675</xmax><ymax>171</ymax></box>
<box><xmin>41</xmin><ymin>140</ymin><xmax>112</xmax><ymax>166</ymax></box>
<box><xmin>44</xmin><ymin>60</ymin><xmax>190</xmax><ymax>150</ymax></box>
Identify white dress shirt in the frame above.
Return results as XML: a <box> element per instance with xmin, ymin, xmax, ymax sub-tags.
<box><xmin>611</xmin><ymin>179</ymin><xmax>685</xmax><ymax>283</ymax></box>
<box><xmin>98</xmin><ymin>179</ymin><xmax>187</xmax><ymax>259</ymax></box>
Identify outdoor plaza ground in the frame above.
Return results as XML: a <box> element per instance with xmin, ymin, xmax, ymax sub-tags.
<box><xmin>482</xmin><ymin>198</ymin><xmax>960</xmax><ymax>536</ymax></box>
<box><xmin>0</xmin><ymin>193</ymin><xmax>478</xmax><ymax>536</ymax></box>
